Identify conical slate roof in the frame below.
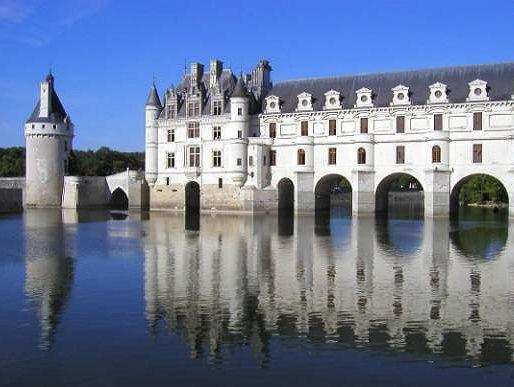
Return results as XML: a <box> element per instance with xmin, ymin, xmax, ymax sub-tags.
<box><xmin>231</xmin><ymin>75</ymin><xmax>248</xmax><ymax>98</ymax></box>
<box><xmin>26</xmin><ymin>75</ymin><xmax>68</xmax><ymax>124</ymax></box>
<box><xmin>146</xmin><ymin>82</ymin><xmax>162</xmax><ymax>108</ymax></box>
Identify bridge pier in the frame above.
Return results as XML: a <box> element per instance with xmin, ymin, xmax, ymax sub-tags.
<box><xmin>295</xmin><ymin>171</ymin><xmax>315</xmax><ymax>213</ymax></box>
<box><xmin>424</xmin><ymin>169</ymin><xmax>451</xmax><ymax>218</ymax></box>
<box><xmin>352</xmin><ymin>170</ymin><xmax>375</xmax><ymax>215</ymax></box>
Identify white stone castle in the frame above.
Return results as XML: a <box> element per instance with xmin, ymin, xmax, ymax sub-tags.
<box><xmin>145</xmin><ymin>60</ymin><xmax>514</xmax><ymax>217</ymax></box>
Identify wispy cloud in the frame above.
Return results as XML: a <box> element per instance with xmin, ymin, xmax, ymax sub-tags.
<box><xmin>0</xmin><ymin>0</ymin><xmax>33</xmax><ymax>23</ymax></box>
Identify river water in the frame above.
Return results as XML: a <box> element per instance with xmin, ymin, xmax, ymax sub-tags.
<box><xmin>1</xmin><ymin>208</ymin><xmax>513</xmax><ymax>386</ymax></box>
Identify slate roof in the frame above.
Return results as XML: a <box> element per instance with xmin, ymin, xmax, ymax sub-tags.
<box><xmin>267</xmin><ymin>62</ymin><xmax>514</xmax><ymax>112</ymax></box>
<box><xmin>26</xmin><ymin>84</ymin><xmax>68</xmax><ymax>124</ymax></box>
<box><xmin>146</xmin><ymin>83</ymin><xmax>162</xmax><ymax>109</ymax></box>
<box><xmin>231</xmin><ymin>75</ymin><xmax>248</xmax><ymax>98</ymax></box>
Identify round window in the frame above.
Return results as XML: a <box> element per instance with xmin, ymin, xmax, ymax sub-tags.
<box><xmin>474</xmin><ymin>87</ymin><xmax>482</xmax><ymax>96</ymax></box>
<box><xmin>360</xmin><ymin>95</ymin><xmax>368</xmax><ymax>102</ymax></box>
<box><xmin>302</xmin><ymin>99</ymin><xmax>308</xmax><ymax>106</ymax></box>
<box><xmin>397</xmin><ymin>92</ymin><xmax>404</xmax><ymax>100</ymax></box>
<box><xmin>329</xmin><ymin>97</ymin><xmax>336</xmax><ymax>104</ymax></box>
<box><xmin>434</xmin><ymin>90</ymin><xmax>442</xmax><ymax>98</ymax></box>
<box><xmin>269</xmin><ymin>102</ymin><xmax>276</xmax><ymax>109</ymax></box>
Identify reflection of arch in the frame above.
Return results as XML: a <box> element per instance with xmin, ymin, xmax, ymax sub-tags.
<box><xmin>110</xmin><ymin>187</ymin><xmax>128</xmax><ymax>210</ymax></box>
<box><xmin>314</xmin><ymin>174</ymin><xmax>352</xmax><ymax>214</ymax></box>
<box><xmin>450</xmin><ymin>223</ymin><xmax>507</xmax><ymax>261</ymax></box>
<box><xmin>450</xmin><ymin>174</ymin><xmax>509</xmax><ymax>217</ymax></box>
<box><xmin>375</xmin><ymin>173</ymin><xmax>424</xmax><ymax>216</ymax></box>
<box><xmin>297</xmin><ymin>149</ymin><xmax>305</xmax><ymax>165</ymax></box>
<box><xmin>278</xmin><ymin>178</ymin><xmax>294</xmax><ymax>212</ymax></box>
<box><xmin>375</xmin><ymin>217</ymin><xmax>424</xmax><ymax>258</ymax></box>
<box><xmin>357</xmin><ymin>148</ymin><xmax>366</xmax><ymax>164</ymax></box>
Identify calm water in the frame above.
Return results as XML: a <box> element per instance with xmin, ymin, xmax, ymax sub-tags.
<box><xmin>1</xmin><ymin>208</ymin><xmax>514</xmax><ymax>386</ymax></box>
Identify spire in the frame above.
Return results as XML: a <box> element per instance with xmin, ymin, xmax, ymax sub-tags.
<box><xmin>146</xmin><ymin>81</ymin><xmax>162</xmax><ymax>109</ymax></box>
<box><xmin>231</xmin><ymin>75</ymin><xmax>248</xmax><ymax>98</ymax></box>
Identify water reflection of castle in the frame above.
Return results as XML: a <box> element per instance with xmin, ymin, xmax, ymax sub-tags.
<box><xmin>144</xmin><ymin>214</ymin><xmax>514</xmax><ymax>364</ymax></box>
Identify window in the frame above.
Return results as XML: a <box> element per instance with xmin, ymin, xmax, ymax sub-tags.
<box><xmin>236</xmin><ymin>158</ymin><xmax>242</xmax><ymax>166</ymax></box>
<box><xmin>396</xmin><ymin>146</ymin><xmax>405</xmax><ymax>164</ymax></box>
<box><xmin>329</xmin><ymin>120</ymin><xmax>336</xmax><ymax>136</ymax></box>
<box><xmin>328</xmin><ymin>148</ymin><xmax>337</xmax><ymax>165</ymax></box>
<box><xmin>166</xmin><ymin>177</ymin><xmax>170</xmax><ymax>186</ymax></box>
<box><xmin>357</xmin><ymin>148</ymin><xmax>366</xmax><ymax>164</ymax></box>
<box><xmin>473</xmin><ymin>144</ymin><xmax>482</xmax><ymax>163</ymax></box>
<box><xmin>396</xmin><ymin>116</ymin><xmax>405</xmax><ymax>133</ymax></box>
<box><xmin>473</xmin><ymin>112</ymin><xmax>482</xmax><ymax>130</ymax></box>
<box><xmin>237</xmin><ymin>130</ymin><xmax>242</xmax><ymax>138</ymax></box>
<box><xmin>188</xmin><ymin>100</ymin><xmax>200</xmax><ymax>117</ymax></box>
<box><xmin>301</xmin><ymin>121</ymin><xmax>308</xmax><ymax>136</ymax></box>
<box><xmin>434</xmin><ymin>114</ymin><xmax>443</xmax><ymax>131</ymax></box>
<box><xmin>432</xmin><ymin>146</ymin><xmax>441</xmax><ymax>163</ymax></box>
<box><xmin>166</xmin><ymin>104</ymin><xmax>176</xmax><ymax>119</ymax></box>
<box><xmin>167</xmin><ymin>129</ymin><xmax>175</xmax><ymax>142</ymax></box>
<box><xmin>213</xmin><ymin>150</ymin><xmax>222</xmax><ymax>167</ymax></box>
<box><xmin>270</xmin><ymin>150</ymin><xmax>276</xmax><ymax>166</ymax></box>
<box><xmin>360</xmin><ymin>118</ymin><xmax>368</xmax><ymax>133</ymax></box>
<box><xmin>263</xmin><ymin>155</ymin><xmax>266</xmax><ymax>166</ymax></box>
<box><xmin>189</xmin><ymin>147</ymin><xmax>200</xmax><ymax>167</ymax></box>
<box><xmin>237</xmin><ymin>107</ymin><xmax>243</xmax><ymax>116</ymax></box>
<box><xmin>249</xmin><ymin>156</ymin><xmax>253</xmax><ymax>166</ymax></box>
<box><xmin>297</xmin><ymin>149</ymin><xmax>305</xmax><ymax>165</ymax></box>
<box><xmin>64</xmin><ymin>141</ymin><xmax>68</xmax><ymax>152</ymax></box>
<box><xmin>187</xmin><ymin>122</ymin><xmax>200</xmax><ymax>138</ymax></box>
<box><xmin>269</xmin><ymin>123</ymin><xmax>276</xmax><ymax>138</ymax></box>
<box><xmin>53</xmin><ymin>124</ymin><xmax>56</xmax><ymax>129</ymax></box>
<box><xmin>218</xmin><ymin>178</ymin><xmax>223</xmax><ymax>189</ymax></box>
<box><xmin>213</xmin><ymin>126</ymin><xmax>221</xmax><ymax>140</ymax></box>
<box><xmin>166</xmin><ymin>152</ymin><xmax>175</xmax><ymax>168</ymax></box>
<box><xmin>212</xmin><ymin>100</ymin><xmax>222</xmax><ymax>115</ymax></box>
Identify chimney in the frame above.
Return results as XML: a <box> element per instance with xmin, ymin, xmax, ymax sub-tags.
<box><xmin>190</xmin><ymin>62</ymin><xmax>204</xmax><ymax>86</ymax></box>
<box><xmin>209</xmin><ymin>59</ymin><xmax>223</xmax><ymax>88</ymax></box>
<box><xmin>39</xmin><ymin>73</ymin><xmax>54</xmax><ymax>118</ymax></box>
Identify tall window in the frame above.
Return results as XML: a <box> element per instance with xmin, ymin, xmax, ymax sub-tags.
<box><xmin>301</xmin><ymin>121</ymin><xmax>308</xmax><ymax>136</ymax></box>
<box><xmin>218</xmin><ymin>178</ymin><xmax>223</xmax><ymax>189</ymax></box>
<box><xmin>212</xmin><ymin>100</ymin><xmax>222</xmax><ymax>115</ymax></box>
<box><xmin>434</xmin><ymin>114</ymin><xmax>443</xmax><ymax>131</ymax></box>
<box><xmin>249</xmin><ymin>156</ymin><xmax>253</xmax><ymax>166</ymax></box>
<box><xmin>432</xmin><ymin>146</ymin><xmax>441</xmax><ymax>163</ymax></box>
<box><xmin>213</xmin><ymin>150</ymin><xmax>222</xmax><ymax>167</ymax></box>
<box><xmin>213</xmin><ymin>126</ymin><xmax>221</xmax><ymax>140</ymax></box>
<box><xmin>357</xmin><ymin>148</ymin><xmax>366</xmax><ymax>164</ymax></box>
<box><xmin>270</xmin><ymin>150</ymin><xmax>276</xmax><ymax>166</ymax></box>
<box><xmin>396</xmin><ymin>146</ymin><xmax>405</xmax><ymax>164</ymax></box>
<box><xmin>473</xmin><ymin>144</ymin><xmax>482</xmax><ymax>163</ymax></box>
<box><xmin>237</xmin><ymin>130</ymin><xmax>242</xmax><ymax>138</ymax></box>
<box><xmin>297</xmin><ymin>149</ymin><xmax>305</xmax><ymax>165</ymax></box>
<box><xmin>269</xmin><ymin>123</ymin><xmax>276</xmax><ymax>138</ymax></box>
<box><xmin>167</xmin><ymin>129</ymin><xmax>175</xmax><ymax>142</ymax></box>
<box><xmin>360</xmin><ymin>117</ymin><xmax>368</xmax><ymax>133</ymax></box>
<box><xmin>237</xmin><ymin>107</ymin><xmax>243</xmax><ymax>116</ymax></box>
<box><xmin>329</xmin><ymin>120</ymin><xmax>336</xmax><ymax>136</ymax></box>
<box><xmin>166</xmin><ymin>104</ymin><xmax>176</xmax><ymax>119</ymax></box>
<box><xmin>166</xmin><ymin>152</ymin><xmax>175</xmax><ymax>168</ymax></box>
<box><xmin>328</xmin><ymin>147</ymin><xmax>337</xmax><ymax>165</ymax></box>
<box><xmin>473</xmin><ymin>112</ymin><xmax>482</xmax><ymax>130</ymax></box>
<box><xmin>188</xmin><ymin>100</ymin><xmax>200</xmax><ymax>117</ymax></box>
<box><xmin>236</xmin><ymin>158</ymin><xmax>242</xmax><ymax>166</ymax></box>
<box><xmin>187</xmin><ymin>122</ymin><xmax>200</xmax><ymax>138</ymax></box>
<box><xmin>189</xmin><ymin>147</ymin><xmax>200</xmax><ymax>167</ymax></box>
<box><xmin>396</xmin><ymin>116</ymin><xmax>405</xmax><ymax>133</ymax></box>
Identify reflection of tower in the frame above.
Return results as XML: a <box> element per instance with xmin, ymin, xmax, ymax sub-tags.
<box><xmin>23</xmin><ymin>209</ymin><xmax>73</xmax><ymax>350</ymax></box>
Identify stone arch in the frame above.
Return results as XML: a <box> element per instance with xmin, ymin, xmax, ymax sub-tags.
<box><xmin>314</xmin><ymin>174</ymin><xmax>352</xmax><ymax>214</ymax></box>
<box><xmin>277</xmin><ymin>177</ymin><xmax>294</xmax><ymax>212</ymax></box>
<box><xmin>109</xmin><ymin>187</ymin><xmax>128</xmax><ymax>210</ymax></box>
<box><xmin>375</xmin><ymin>173</ymin><xmax>424</xmax><ymax>216</ymax></box>
<box><xmin>450</xmin><ymin>173</ymin><xmax>509</xmax><ymax>217</ymax></box>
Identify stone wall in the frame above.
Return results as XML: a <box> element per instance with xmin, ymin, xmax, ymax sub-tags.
<box><xmin>0</xmin><ymin>178</ymin><xmax>25</xmax><ymax>213</ymax></box>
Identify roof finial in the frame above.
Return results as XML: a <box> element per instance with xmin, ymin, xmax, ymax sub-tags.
<box><xmin>183</xmin><ymin>59</ymin><xmax>187</xmax><ymax>76</ymax></box>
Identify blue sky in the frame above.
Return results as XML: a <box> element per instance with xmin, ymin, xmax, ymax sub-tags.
<box><xmin>0</xmin><ymin>0</ymin><xmax>513</xmax><ymax>151</ymax></box>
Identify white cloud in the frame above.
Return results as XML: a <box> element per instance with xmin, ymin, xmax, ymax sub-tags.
<box><xmin>0</xmin><ymin>0</ymin><xmax>32</xmax><ymax>23</ymax></box>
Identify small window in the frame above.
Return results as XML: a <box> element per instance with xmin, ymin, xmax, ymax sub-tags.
<box><xmin>329</xmin><ymin>120</ymin><xmax>336</xmax><ymax>136</ymax></box>
<box><xmin>64</xmin><ymin>141</ymin><xmax>68</xmax><ymax>152</ymax></box>
<box><xmin>328</xmin><ymin>147</ymin><xmax>337</xmax><ymax>165</ymax></box>
<box><xmin>166</xmin><ymin>152</ymin><xmax>175</xmax><ymax>168</ymax></box>
<box><xmin>53</xmin><ymin>124</ymin><xmax>57</xmax><ymax>129</ymax></box>
<box><xmin>213</xmin><ymin>126</ymin><xmax>221</xmax><ymax>140</ymax></box>
<box><xmin>357</xmin><ymin>148</ymin><xmax>366</xmax><ymax>164</ymax></box>
<box><xmin>263</xmin><ymin>155</ymin><xmax>266</xmax><ymax>166</ymax></box>
<box><xmin>237</xmin><ymin>158</ymin><xmax>242</xmax><ymax>166</ymax></box>
<box><xmin>212</xmin><ymin>100</ymin><xmax>222</xmax><ymax>115</ymax></box>
<box><xmin>167</xmin><ymin>129</ymin><xmax>175</xmax><ymax>142</ymax></box>
<box><xmin>237</xmin><ymin>130</ymin><xmax>242</xmax><ymax>139</ymax></box>
<box><xmin>269</xmin><ymin>123</ymin><xmax>276</xmax><ymax>138</ymax></box>
<box><xmin>187</xmin><ymin>122</ymin><xmax>200</xmax><ymax>138</ymax></box>
<box><xmin>297</xmin><ymin>149</ymin><xmax>305</xmax><ymax>165</ymax></box>
<box><xmin>213</xmin><ymin>150</ymin><xmax>222</xmax><ymax>167</ymax></box>
<box><xmin>31</xmin><ymin>124</ymin><xmax>35</xmax><ymax>129</ymax></box>
<box><xmin>218</xmin><ymin>178</ymin><xmax>223</xmax><ymax>188</ymax></box>
<box><xmin>396</xmin><ymin>116</ymin><xmax>405</xmax><ymax>133</ymax></box>
<box><xmin>360</xmin><ymin>118</ymin><xmax>368</xmax><ymax>133</ymax></box>
<box><xmin>301</xmin><ymin>121</ymin><xmax>308</xmax><ymax>136</ymax></box>
<box><xmin>473</xmin><ymin>144</ymin><xmax>482</xmax><ymax>163</ymax></box>
<box><xmin>396</xmin><ymin>146</ymin><xmax>405</xmax><ymax>164</ymax></box>
<box><xmin>270</xmin><ymin>150</ymin><xmax>276</xmax><ymax>166</ymax></box>
<box><xmin>166</xmin><ymin>177</ymin><xmax>170</xmax><ymax>186</ymax></box>
<box><xmin>432</xmin><ymin>145</ymin><xmax>441</xmax><ymax>163</ymax></box>
<box><xmin>42</xmin><ymin>124</ymin><xmax>45</xmax><ymax>129</ymax></box>
<box><xmin>237</xmin><ymin>107</ymin><xmax>243</xmax><ymax>116</ymax></box>
<box><xmin>434</xmin><ymin>114</ymin><xmax>443</xmax><ymax>131</ymax></box>
<box><xmin>249</xmin><ymin>156</ymin><xmax>253</xmax><ymax>166</ymax></box>
<box><xmin>473</xmin><ymin>112</ymin><xmax>482</xmax><ymax>131</ymax></box>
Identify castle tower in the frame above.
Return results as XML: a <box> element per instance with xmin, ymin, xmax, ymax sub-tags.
<box><xmin>145</xmin><ymin>82</ymin><xmax>162</xmax><ymax>186</ymax></box>
<box><xmin>229</xmin><ymin>75</ymin><xmax>250</xmax><ymax>186</ymax></box>
<box><xmin>25</xmin><ymin>72</ymin><xmax>74</xmax><ymax>207</ymax></box>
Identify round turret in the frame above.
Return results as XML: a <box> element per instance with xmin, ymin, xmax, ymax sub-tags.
<box><xmin>145</xmin><ymin>82</ymin><xmax>162</xmax><ymax>186</ymax></box>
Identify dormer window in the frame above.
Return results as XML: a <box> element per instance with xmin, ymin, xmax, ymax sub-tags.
<box><xmin>467</xmin><ymin>79</ymin><xmax>489</xmax><ymax>102</ymax></box>
<box><xmin>428</xmin><ymin>82</ymin><xmax>448</xmax><ymax>104</ymax></box>
<box><xmin>355</xmin><ymin>88</ymin><xmax>373</xmax><ymax>108</ymax></box>
<box><xmin>166</xmin><ymin>104</ymin><xmax>176</xmax><ymax>119</ymax></box>
<box><xmin>265</xmin><ymin>95</ymin><xmax>281</xmax><ymax>113</ymax></box>
<box><xmin>391</xmin><ymin>85</ymin><xmax>410</xmax><ymax>106</ymax></box>
<box><xmin>296</xmin><ymin>92</ymin><xmax>313</xmax><ymax>111</ymax></box>
<box><xmin>212</xmin><ymin>100</ymin><xmax>223</xmax><ymax>115</ymax></box>
<box><xmin>188</xmin><ymin>99</ymin><xmax>201</xmax><ymax>117</ymax></box>
<box><xmin>324</xmin><ymin>90</ymin><xmax>341</xmax><ymax>109</ymax></box>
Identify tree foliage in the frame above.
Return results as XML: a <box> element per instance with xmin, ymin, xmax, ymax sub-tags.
<box><xmin>0</xmin><ymin>147</ymin><xmax>25</xmax><ymax>176</ymax></box>
<box><xmin>458</xmin><ymin>175</ymin><xmax>508</xmax><ymax>205</ymax></box>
